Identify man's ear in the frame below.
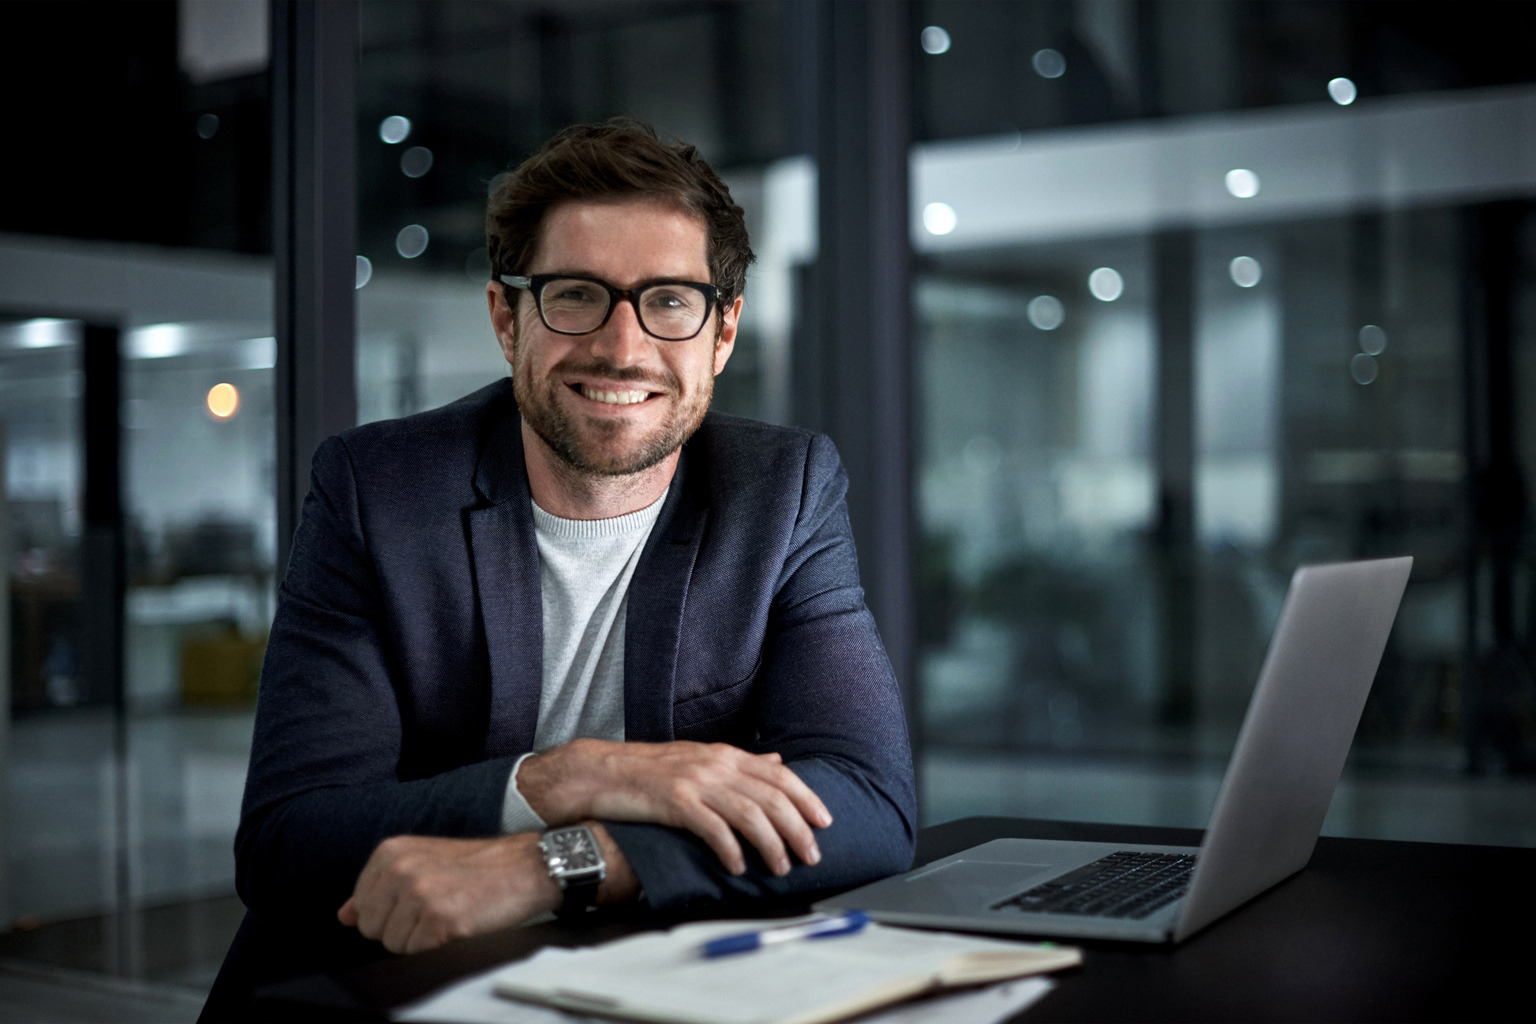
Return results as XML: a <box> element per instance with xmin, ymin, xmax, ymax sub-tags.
<box><xmin>713</xmin><ymin>295</ymin><xmax>743</xmax><ymax>377</ymax></box>
<box><xmin>487</xmin><ymin>281</ymin><xmax>518</xmax><ymax>367</ymax></box>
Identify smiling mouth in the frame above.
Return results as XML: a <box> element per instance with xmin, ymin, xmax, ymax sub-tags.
<box><xmin>573</xmin><ymin>383</ymin><xmax>656</xmax><ymax>406</ymax></box>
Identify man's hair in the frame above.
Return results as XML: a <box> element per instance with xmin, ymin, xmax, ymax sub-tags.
<box><xmin>486</xmin><ymin>119</ymin><xmax>754</xmax><ymax>308</ymax></box>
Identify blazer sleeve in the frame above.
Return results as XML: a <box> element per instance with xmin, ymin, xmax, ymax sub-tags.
<box><xmin>234</xmin><ymin>437</ymin><xmax>514</xmax><ymax>927</ymax></box>
<box><xmin>604</xmin><ymin>433</ymin><xmax>918</xmax><ymax>909</ymax></box>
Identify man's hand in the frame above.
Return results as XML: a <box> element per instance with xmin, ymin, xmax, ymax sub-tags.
<box><xmin>337</xmin><ymin>825</ymin><xmax>637</xmax><ymax>954</ymax></box>
<box><xmin>516</xmin><ymin>740</ymin><xmax>832</xmax><ymax>877</ymax></box>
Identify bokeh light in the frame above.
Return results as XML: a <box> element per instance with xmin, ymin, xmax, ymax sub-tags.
<box><xmin>1225</xmin><ymin>168</ymin><xmax>1261</xmax><ymax>198</ymax></box>
<box><xmin>920</xmin><ymin>26</ymin><xmax>951</xmax><ymax>55</ymax></box>
<box><xmin>1358</xmin><ymin>324</ymin><xmax>1387</xmax><ymax>355</ymax></box>
<box><xmin>1088</xmin><ymin>267</ymin><xmax>1124</xmax><ymax>302</ymax></box>
<box><xmin>400</xmin><ymin>146</ymin><xmax>434</xmax><ymax>178</ymax></box>
<box><xmin>1328</xmin><ymin>77</ymin><xmax>1358</xmax><ymax>106</ymax></box>
<box><xmin>1027</xmin><ymin>295</ymin><xmax>1065</xmax><ymax>330</ymax></box>
<box><xmin>1032</xmin><ymin>49</ymin><xmax>1066</xmax><ymax>79</ymax></box>
<box><xmin>1229</xmin><ymin>256</ymin><xmax>1263</xmax><ymax>287</ymax></box>
<box><xmin>396</xmin><ymin>225</ymin><xmax>429</xmax><ymax>259</ymax></box>
<box><xmin>206</xmin><ymin>382</ymin><xmax>240</xmax><ymax>420</ymax></box>
<box><xmin>923</xmin><ymin>202</ymin><xmax>957</xmax><ymax>235</ymax></box>
<box><xmin>379</xmin><ymin>115</ymin><xmax>412</xmax><ymax>144</ymax></box>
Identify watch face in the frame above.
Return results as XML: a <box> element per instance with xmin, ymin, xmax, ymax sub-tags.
<box><xmin>548</xmin><ymin>828</ymin><xmax>600</xmax><ymax>872</ymax></box>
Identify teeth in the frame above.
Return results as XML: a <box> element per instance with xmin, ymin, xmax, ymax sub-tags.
<box><xmin>581</xmin><ymin>385</ymin><xmax>649</xmax><ymax>405</ymax></box>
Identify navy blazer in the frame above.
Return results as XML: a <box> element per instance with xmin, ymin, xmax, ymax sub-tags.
<box><xmin>212</xmin><ymin>380</ymin><xmax>915</xmax><ymax>1007</ymax></box>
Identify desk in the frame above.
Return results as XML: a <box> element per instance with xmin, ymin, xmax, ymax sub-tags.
<box><xmin>253</xmin><ymin>817</ymin><xmax>1535</xmax><ymax>1022</ymax></box>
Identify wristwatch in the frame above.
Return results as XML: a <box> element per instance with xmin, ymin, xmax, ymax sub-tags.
<box><xmin>539</xmin><ymin>824</ymin><xmax>606</xmax><ymax>917</ymax></box>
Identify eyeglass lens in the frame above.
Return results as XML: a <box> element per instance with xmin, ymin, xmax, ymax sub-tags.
<box><xmin>539</xmin><ymin>278</ymin><xmax>709</xmax><ymax>339</ymax></box>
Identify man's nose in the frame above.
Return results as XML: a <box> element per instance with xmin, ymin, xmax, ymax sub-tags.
<box><xmin>588</xmin><ymin>297</ymin><xmax>650</xmax><ymax>366</ymax></box>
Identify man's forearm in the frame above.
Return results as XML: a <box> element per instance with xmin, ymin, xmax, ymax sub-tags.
<box><xmin>236</xmin><ymin>757</ymin><xmax>517</xmax><ymax>924</ymax></box>
<box><xmin>338</xmin><ymin>821</ymin><xmax>639</xmax><ymax>954</ymax></box>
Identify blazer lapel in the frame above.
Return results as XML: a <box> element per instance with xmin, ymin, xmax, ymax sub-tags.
<box><xmin>469</xmin><ymin>395</ymin><xmax>543</xmax><ymax>759</ymax></box>
<box><xmin>624</xmin><ymin>444</ymin><xmax>709</xmax><ymax>743</ymax></box>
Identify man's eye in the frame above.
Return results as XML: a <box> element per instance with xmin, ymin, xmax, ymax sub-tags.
<box><xmin>645</xmin><ymin>289</ymin><xmax>699</xmax><ymax>311</ymax></box>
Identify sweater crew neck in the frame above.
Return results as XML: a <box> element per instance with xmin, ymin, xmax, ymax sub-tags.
<box><xmin>530</xmin><ymin>488</ymin><xmax>669</xmax><ymax>541</ymax></box>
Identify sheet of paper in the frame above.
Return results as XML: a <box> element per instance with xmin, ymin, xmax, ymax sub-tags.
<box><xmin>866</xmin><ymin>977</ymin><xmax>1054</xmax><ymax>1024</ymax></box>
<box><xmin>393</xmin><ymin>949</ymin><xmax>1054</xmax><ymax>1024</ymax></box>
<box><xmin>394</xmin><ymin>948</ymin><xmax>587</xmax><ymax>1024</ymax></box>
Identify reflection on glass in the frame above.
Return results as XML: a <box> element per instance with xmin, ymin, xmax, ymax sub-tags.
<box><xmin>2</xmin><ymin>317</ymin><xmax>85</xmax><ymax>714</ymax></box>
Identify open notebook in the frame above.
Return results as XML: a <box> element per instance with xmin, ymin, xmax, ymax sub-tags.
<box><xmin>490</xmin><ymin>916</ymin><xmax>1080</xmax><ymax>1024</ymax></box>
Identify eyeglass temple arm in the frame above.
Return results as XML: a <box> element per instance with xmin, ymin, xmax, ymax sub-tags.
<box><xmin>499</xmin><ymin>275</ymin><xmax>531</xmax><ymax>289</ymax></box>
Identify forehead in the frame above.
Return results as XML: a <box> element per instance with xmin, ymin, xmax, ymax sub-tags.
<box><xmin>532</xmin><ymin>199</ymin><xmax>709</xmax><ymax>282</ymax></box>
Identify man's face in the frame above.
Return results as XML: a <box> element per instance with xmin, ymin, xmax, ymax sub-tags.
<box><xmin>487</xmin><ymin>199</ymin><xmax>739</xmax><ymax>477</ymax></box>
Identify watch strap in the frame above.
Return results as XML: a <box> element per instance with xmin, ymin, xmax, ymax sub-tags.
<box><xmin>557</xmin><ymin>875</ymin><xmax>601</xmax><ymax>917</ymax></box>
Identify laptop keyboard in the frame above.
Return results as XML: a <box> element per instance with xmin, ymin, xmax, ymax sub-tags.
<box><xmin>992</xmin><ymin>851</ymin><xmax>1197</xmax><ymax>919</ymax></box>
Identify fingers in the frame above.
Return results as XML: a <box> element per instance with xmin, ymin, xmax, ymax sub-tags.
<box><xmin>381</xmin><ymin>893</ymin><xmax>423</xmax><ymax>954</ymax></box>
<box><xmin>748</xmin><ymin>776</ymin><xmax>824</xmax><ymax>868</ymax></box>
<box><xmin>708</xmin><ymin>773</ymin><xmax>823</xmax><ymax>875</ymax></box>
<box><xmin>665</xmin><ymin>752</ymin><xmax>824</xmax><ymax>876</ymax></box>
<box><xmin>343</xmin><ymin>837</ymin><xmax>445</xmax><ymax>953</ymax></box>
<box><xmin>740</xmin><ymin>755</ymin><xmax>833</xmax><ymax>829</ymax></box>
<box><xmin>404</xmin><ymin>914</ymin><xmax>452</xmax><ymax>956</ymax></box>
<box><xmin>672</xmin><ymin>798</ymin><xmax>748</xmax><ymax>875</ymax></box>
<box><xmin>707</xmin><ymin>790</ymin><xmax>791</xmax><ymax>875</ymax></box>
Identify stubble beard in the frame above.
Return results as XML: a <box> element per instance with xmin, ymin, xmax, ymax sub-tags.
<box><xmin>512</xmin><ymin>341</ymin><xmax>714</xmax><ymax>478</ymax></box>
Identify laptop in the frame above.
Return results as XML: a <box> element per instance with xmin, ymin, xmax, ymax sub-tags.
<box><xmin>816</xmin><ymin>556</ymin><xmax>1413</xmax><ymax>944</ymax></box>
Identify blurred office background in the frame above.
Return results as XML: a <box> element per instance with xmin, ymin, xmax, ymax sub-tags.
<box><xmin>2</xmin><ymin>0</ymin><xmax>1536</xmax><ymax>1017</ymax></box>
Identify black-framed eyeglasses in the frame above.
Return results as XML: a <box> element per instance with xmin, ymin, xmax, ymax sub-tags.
<box><xmin>500</xmin><ymin>273</ymin><xmax>720</xmax><ymax>341</ymax></box>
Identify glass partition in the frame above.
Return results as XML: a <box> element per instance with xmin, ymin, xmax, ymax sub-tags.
<box><xmin>1</xmin><ymin>317</ymin><xmax>101</xmax><ymax>930</ymax></box>
<box><xmin>913</xmin><ymin>1</ymin><xmax>1536</xmax><ymax>847</ymax></box>
<box><xmin>355</xmin><ymin>0</ymin><xmax>812</xmax><ymax>428</ymax></box>
<box><xmin>0</xmin><ymin>0</ymin><xmax>272</xmax><ymax>988</ymax></box>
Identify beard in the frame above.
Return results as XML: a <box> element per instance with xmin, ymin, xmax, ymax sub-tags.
<box><xmin>512</xmin><ymin>348</ymin><xmax>714</xmax><ymax>477</ymax></box>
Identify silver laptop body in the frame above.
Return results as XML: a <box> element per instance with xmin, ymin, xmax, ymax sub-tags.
<box><xmin>816</xmin><ymin>556</ymin><xmax>1413</xmax><ymax>943</ymax></box>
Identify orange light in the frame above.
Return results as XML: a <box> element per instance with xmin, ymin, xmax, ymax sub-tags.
<box><xmin>206</xmin><ymin>382</ymin><xmax>239</xmax><ymax>420</ymax></box>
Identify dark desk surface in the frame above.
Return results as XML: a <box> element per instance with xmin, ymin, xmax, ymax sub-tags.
<box><xmin>257</xmin><ymin>817</ymin><xmax>1536</xmax><ymax>1022</ymax></box>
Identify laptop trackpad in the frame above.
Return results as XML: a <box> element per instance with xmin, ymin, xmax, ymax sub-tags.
<box><xmin>893</xmin><ymin>860</ymin><xmax>1056</xmax><ymax>915</ymax></box>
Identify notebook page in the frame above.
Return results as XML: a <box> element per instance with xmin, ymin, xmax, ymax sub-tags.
<box><xmin>492</xmin><ymin>919</ymin><xmax>1075</xmax><ymax>1024</ymax></box>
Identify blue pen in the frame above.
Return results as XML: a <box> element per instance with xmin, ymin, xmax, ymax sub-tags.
<box><xmin>700</xmin><ymin>911</ymin><xmax>871</xmax><ymax>958</ymax></box>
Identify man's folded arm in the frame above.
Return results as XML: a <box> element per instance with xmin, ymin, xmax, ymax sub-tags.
<box><xmin>606</xmin><ymin>433</ymin><xmax>918</xmax><ymax>908</ymax></box>
<box><xmin>235</xmin><ymin>438</ymin><xmax>513</xmax><ymax>925</ymax></box>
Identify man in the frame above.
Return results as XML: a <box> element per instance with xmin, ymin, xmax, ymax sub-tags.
<box><xmin>204</xmin><ymin>121</ymin><xmax>915</xmax><ymax>1016</ymax></box>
